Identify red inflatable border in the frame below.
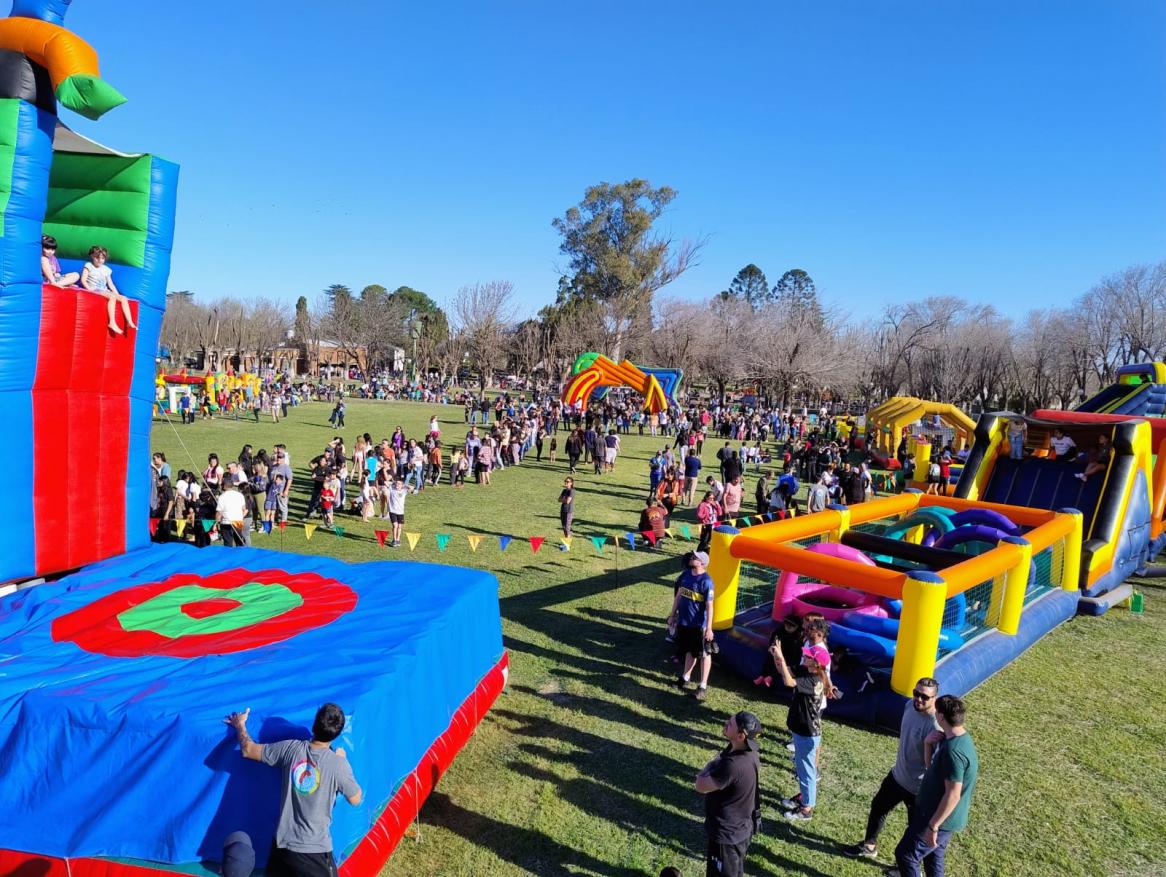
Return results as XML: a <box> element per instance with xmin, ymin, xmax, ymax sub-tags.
<box><xmin>51</xmin><ymin>568</ymin><xmax>358</xmax><ymax>658</ymax></box>
<box><xmin>0</xmin><ymin>651</ymin><xmax>508</xmax><ymax>877</ymax></box>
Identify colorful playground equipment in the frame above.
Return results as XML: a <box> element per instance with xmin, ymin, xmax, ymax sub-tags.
<box><xmin>709</xmin><ymin>493</ymin><xmax>1083</xmax><ymax>729</ymax></box>
<box><xmin>561</xmin><ymin>351</ymin><xmax>683</xmax><ymax>414</ymax></box>
<box><xmin>866</xmin><ymin>397</ymin><xmax>974</xmax><ymax>468</ymax></box>
<box><xmin>0</xmin><ymin>5</ymin><xmax>506</xmax><ymax>875</ymax></box>
<box><xmin>712</xmin><ymin>392</ymin><xmax>1164</xmax><ymax>728</ymax></box>
<box><xmin>155</xmin><ymin>370</ymin><xmax>261</xmax><ymax>413</ymax></box>
<box><xmin>1075</xmin><ymin>362</ymin><xmax>1166</xmax><ymax>417</ymax></box>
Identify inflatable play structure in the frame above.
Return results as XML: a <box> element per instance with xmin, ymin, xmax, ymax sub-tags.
<box><xmin>0</xmin><ymin>4</ymin><xmax>506</xmax><ymax>875</ymax></box>
<box><xmin>561</xmin><ymin>351</ymin><xmax>683</xmax><ymax>414</ymax></box>
<box><xmin>155</xmin><ymin>370</ymin><xmax>261</xmax><ymax>414</ymax></box>
<box><xmin>708</xmin><ymin>493</ymin><xmax>1084</xmax><ymax>729</ymax></box>
<box><xmin>866</xmin><ymin>397</ymin><xmax>974</xmax><ymax>468</ymax></box>
<box><xmin>1076</xmin><ymin>362</ymin><xmax>1166</xmax><ymax>417</ymax></box>
<box><xmin>712</xmin><ymin>396</ymin><xmax>1165</xmax><ymax>728</ymax></box>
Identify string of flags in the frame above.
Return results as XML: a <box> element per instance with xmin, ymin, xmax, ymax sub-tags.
<box><xmin>148</xmin><ymin>513</ymin><xmax>783</xmax><ymax>555</ymax></box>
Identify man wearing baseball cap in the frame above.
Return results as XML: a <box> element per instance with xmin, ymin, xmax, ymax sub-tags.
<box><xmin>695</xmin><ymin>711</ymin><xmax>763</xmax><ymax>877</ymax></box>
<box><xmin>666</xmin><ymin>550</ymin><xmax>716</xmax><ymax>701</ymax></box>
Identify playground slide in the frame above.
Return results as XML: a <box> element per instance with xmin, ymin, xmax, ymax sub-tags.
<box><xmin>1109</xmin><ymin>382</ymin><xmax>1166</xmax><ymax>416</ymax></box>
<box><xmin>1076</xmin><ymin>382</ymin><xmax>1140</xmax><ymax>413</ymax></box>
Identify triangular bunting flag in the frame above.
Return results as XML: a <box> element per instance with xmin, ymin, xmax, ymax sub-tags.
<box><xmin>333</xmin><ymin>526</ymin><xmax>345</xmax><ymax>538</ymax></box>
<box><xmin>664</xmin><ymin>526</ymin><xmax>673</xmax><ymax>538</ymax></box>
<box><xmin>148</xmin><ymin>518</ymin><xmax>160</xmax><ymax>536</ymax></box>
<box><xmin>406</xmin><ymin>532</ymin><xmax>420</xmax><ymax>551</ymax></box>
<box><xmin>278</xmin><ymin>521</ymin><xmax>287</xmax><ymax>531</ymax></box>
<box><xmin>304</xmin><ymin>523</ymin><xmax>317</xmax><ymax>541</ymax></box>
<box><xmin>499</xmin><ymin>535</ymin><xmax>512</xmax><ymax>552</ymax></box>
<box><xmin>729</xmin><ymin>518</ymin><xmax>737</xmax><ymax>528</ymax></box>
<box><xmin>530</xmin><ymin>536</ymin><xmax>545</xmax><ymax>554</ymax></box>
<box><xmin>590</xmin><ymin>535</ymin><xmax>606</xmax><ymax>553</ymax></box>
<box><xmin>559</xmin><ymin>537</ymin><xmax>571</xmax><ymax>552</ymax></box>
<box><xmin>231</xmin><ymin>520</ymin><xmax>245</xmax><ymax>531</ymax></box>
<box><xmin>467</xmin><ymin>534</ymin><xmax>482</xmax><ymax>553</ymax></box>
<box><xmin>175</xmin><ymin>519</ymin><xmax>188</xmax><ymax>537</ymax></box>
<box><xmin>375</xmin><ymin>530</ymin><xmax>389</xmax><ymax>548</ymax></box>
<box><xmin>261</xmin><ymin>520</ymin><xmax>272</xmax><ymax>534</ymax></box>
<box><xmin>436</xmin><ymin>533</ymin><xmax>451</xmax><ymax>551</ymax></box>
<box><xmin>201</xmin><ymin>519</ymin><xmax>216</xmax><ymax>533</ymax></box>
<box><xmin>625</xmin><ymin>532</ymin><xmax>636</xmax><ymax>550</ymax></box>
<box><xmin>642</xmin><ymin>530</ymin><xmax>658</xmax><ymax>546</ymax></box>
<box><xmin>680</xmin><ymin>524</ymin><xmax>691</xmax><ymax>540</ymax></box>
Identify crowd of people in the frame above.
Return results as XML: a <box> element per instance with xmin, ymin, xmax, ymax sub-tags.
<box><xmin>151</xmin><ymin>386</ymin><xmax>988</xmax><ymax>877</ymax></box>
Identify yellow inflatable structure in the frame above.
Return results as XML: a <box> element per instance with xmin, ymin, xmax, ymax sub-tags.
<box><xmin>867</xmin><ymin>397</ymin><xmax>974</xmax><ymax>459</ymax></box>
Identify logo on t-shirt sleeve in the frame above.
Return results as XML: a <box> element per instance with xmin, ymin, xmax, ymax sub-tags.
<box><xmin>291</xmin><ymin>759</ymin><xmax>321</xmax><ymax>795</ymax></box>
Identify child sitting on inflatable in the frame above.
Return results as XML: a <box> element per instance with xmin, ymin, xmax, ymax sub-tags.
<box><xmin>80</xmin><ymin>245</ymin><xmax>137</xmax><ymax>335</ymax></box>
<box><xmin>40</xmin><ymin>235</ymin><xmax>79</xmax><ymax>288</ymax></box>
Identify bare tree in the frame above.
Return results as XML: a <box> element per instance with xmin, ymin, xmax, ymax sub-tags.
<box><xmin>453</xmin><ymin>281</ymin><xmax>517</xmax><ymax>391</ymax></box>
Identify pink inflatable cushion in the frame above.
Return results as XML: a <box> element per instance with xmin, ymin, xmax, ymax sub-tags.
<box><xmin>773</xmin><ymin>541</ymin><xmax>888</xmax><ymax>622</ymax></box>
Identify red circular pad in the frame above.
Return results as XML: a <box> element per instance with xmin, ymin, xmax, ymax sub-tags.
<box><xmin>51</xmin><ymin>568</ymin><xmax>357</xmax><ymax>658</ymax></box>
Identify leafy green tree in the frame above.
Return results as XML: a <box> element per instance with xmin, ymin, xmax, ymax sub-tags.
<box><xmin>552</xmin><ymin>178</ymin><xmax>702</xmax><ymax>359</ymax></box>
<box><xmin>324</xmin><ymin>283</ymin><xmax>353</xmax><ymax>306</ymax></box>
<box><xmin>294</xmin><ymin>295</ymin><xmax>310</xmax><ymax>340</ymax></box>
<box><xmin>720</xmin><ymin>264</ymin><xmax>769</xmax><ymax>308</ymax></box>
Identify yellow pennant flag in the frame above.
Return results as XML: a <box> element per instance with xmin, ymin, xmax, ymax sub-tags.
<box><xmin>467</xmin><ymin>534</ymin><xmax>482</xmax><ymax>553</ymax></box>
<box><xmin>406</xmin><ymin>532</ymin><xmax>420</xmax><ymax>551</ymax></box>
<box><xmin>232</xmin><ymin>520</ymin><xmax>245</xmax><ymax>532</ymax></box>
<box><xmin>664</xmin><ymin>526</ymin><xmax>673</xmax><ymax>538</ymax></box>
<box><xmin>304</xmin><ymin>523</ymin><xmax>317</xmax><ymax>541</ymax></box>
<box><xmin>174</xmin><ymin>519</ymin><xmax>187</xmax><ymax>537</ymax></box>
<box><xmin>729</xmin><ymin>518</ymin><xmax>737</xmax><ymax>528</ymax></box>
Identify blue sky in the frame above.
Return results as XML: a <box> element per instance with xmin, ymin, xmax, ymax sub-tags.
<box><xmin>61</xmin><ymin>1</ymin><xmax>1166</xmax><ymax>320</ymax></box>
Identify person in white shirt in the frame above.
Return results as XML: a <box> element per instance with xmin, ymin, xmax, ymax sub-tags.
<box><xmin>1049</xmin><ymin>428</ymin><xmax>1077</xmax><ymax>461</ymax></box>
<box><xmin>216</xmin><ymin>482</ymin><xmax>250</xmax><ymax>547</ymax></box>
<box><xmin>386</xmin><ymin>476</ymin><xmax>408</xmax><ymax>547</ymax></box>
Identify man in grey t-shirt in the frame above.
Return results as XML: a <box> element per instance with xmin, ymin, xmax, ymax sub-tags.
<box><xmin>842</xmin><ymin>677</ymin><xmax>941</xmax><ymax>860</ymax></box>
<box><xmin>225</xmin><ymin>703</ymin><xmax>362</xmax><ymax>877</ymax></box>
<box><xmin>270</xmin><ymin>448</ymin><xmax>294</xmax><ymax>524</ymax></box>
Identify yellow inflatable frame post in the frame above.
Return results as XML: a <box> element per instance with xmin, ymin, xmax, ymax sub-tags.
<box><xmin>910</xmin><ymin>436</ymin><xmax>932</xmax><ymax>491</ymax></box>
<box><xmin>890</xmin><ymin>570</ymin><xmax>948</xmax><ymax>696</ymax></box>
<box><xmin>1058</xmin><ymin>508</ymin><xmax>1083</xmax><ymax>591</ymax></box>
<box><xmin>996</xmin><ymin>536</ymin><xmax>1033</xmax><ymax>635</ymax></box>
<box><xmin>708</xmin><ymin>525</ymin><xmax>741</xmax><ymax>631</ymax></box>
<box><xmin>828</xmin><ymin>504</ymin><xmax>851</xmax><ymax>543</ymax></box>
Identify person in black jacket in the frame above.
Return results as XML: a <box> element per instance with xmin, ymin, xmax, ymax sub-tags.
<box><xmin>695</xmin><ymin>711</ymin><xmax>763</xmax><ymax>877</ymax></box>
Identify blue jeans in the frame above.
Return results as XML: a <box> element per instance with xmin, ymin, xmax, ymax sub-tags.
<box><xmin>895</xmin><ymin>819</ymin><xmax>954</xmax><ymax>877</ymax></box>
<box><xmin>791</xmin><ymin>732</ymin><xmax>820</xmax><ymax>808</ymax></box>
<box><xmin>1009</xmin><ymin>438</ymin><xmax>1024</xmax><ymax>460</ymax></box>
<box><xmin>405</xmin><ymin>468</ymin><xmax>423</xmax><ymax>491</ymax></box>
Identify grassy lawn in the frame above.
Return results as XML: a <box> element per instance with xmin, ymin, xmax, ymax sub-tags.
<box><xmin>151</xmin><ymin>399</ymin><xmax>1166</xmax><ymax>877</ymax></box>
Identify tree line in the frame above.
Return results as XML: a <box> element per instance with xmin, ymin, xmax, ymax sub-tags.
<box><xmin>160</xmin><ymin>177</ymin><xmax>1166</xmax><ymax>411</ymax></box>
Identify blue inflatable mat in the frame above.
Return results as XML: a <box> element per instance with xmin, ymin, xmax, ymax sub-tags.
<box><xmin>0</xmin><ymin>543</ymin><xmax>503</xmax><ymax>868</ymax></box>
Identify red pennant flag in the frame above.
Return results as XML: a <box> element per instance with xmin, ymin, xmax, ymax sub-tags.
<box><xmin>278</xmin><ymin>521</ymin><xmax>287</xmax><ymax>531</ymax></box>
<box><xmin>530</xmin><ymin>536</ymin><xmax>545</xmax><ymax>554</ymax></box>
<box><xmin>148</xmin><ymin>518</ymin><xmax>160</xmax><ymax>536</ymax></box>
<box><xmin>375</xmin><ymin>530</ymin><xmax>389</xmax><ymax>548</ymax></box>
<box><xmin>641</xmin><ymin>530</ymin><xmax>658</xmax><ymax>546</ymax></box>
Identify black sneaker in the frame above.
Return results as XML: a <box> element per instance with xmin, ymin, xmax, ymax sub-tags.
<box><xmin>693</xmin><ymin>686</ymin><xmax>708</xmax><ymax>702</ymax></box>
<box><xmin>676</xmin><ymin>677</ymin><xmax>693</xmax><ymax>691</ymax></box>
<box><xmin>842</xmin><ymin>843</ymin><xmax>878</xmax><ymax>859</ymax></box>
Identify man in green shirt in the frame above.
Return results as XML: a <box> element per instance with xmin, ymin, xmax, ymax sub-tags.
<box><xmin>892</xmin><ymin>694</ymin><xmax>978</xmax><ymax>877</ymax></box>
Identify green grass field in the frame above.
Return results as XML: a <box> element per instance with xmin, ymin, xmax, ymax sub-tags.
<box><xmin>151</xmin><ymin>400</ymin><xmax>1166</xmax><ymax>877</ymax></box>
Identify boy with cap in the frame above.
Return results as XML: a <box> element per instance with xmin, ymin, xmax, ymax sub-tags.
<box><xmin>666</xmin><ymin>550</ymin><xmax>716</xmax><ymax>701</ymax></box>
<box><xmin>695</xmin><ymin>710</ymin><xmax>763</xmax><ymax>877</ymax></box>
<box><xmin>770</xmin><ymin>618</ymin><xmax>832</xmax><ymax>822</ymax></box>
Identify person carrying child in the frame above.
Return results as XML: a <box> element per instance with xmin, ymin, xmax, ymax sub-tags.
<box><xmin>80</xmin><ymin>245</ymin><xmax>137</xmax><ymax>335</ymax></box>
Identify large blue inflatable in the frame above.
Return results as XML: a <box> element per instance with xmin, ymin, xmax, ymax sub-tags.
<box><xmin>0</xmin><ymin>4</ymin><xmax>507</xmax><ymax>875</ymax></box>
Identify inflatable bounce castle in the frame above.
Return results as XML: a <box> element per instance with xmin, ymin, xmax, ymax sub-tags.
<box><xmin>0</xmin><ymin>3</ymin><xmax>506</xmax><ymax>874</ymax></box>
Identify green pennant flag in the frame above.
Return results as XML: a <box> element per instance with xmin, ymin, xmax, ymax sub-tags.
<box><xmin>590</xmin><ymin>535</ymin><xmax>606</xmax><ymax>553</ymax></box>
<box><xmin>680</xmin><ymin>524</ymin><xmax>691</xmax><ymax>540</ymax></box>
<box><xmin>201</xmin><ymin>519</ymin><xmax>216</xmax><ymax>533</ymax></box>
<box><xmin>436</xmin><ymin>533</ymin><xmax>451</xmax><ymax>551</ymax></box>
<box><xmin>333</xmin><ymin>526</ymin><xmax>345</xmax><ymax>538</ymax></box>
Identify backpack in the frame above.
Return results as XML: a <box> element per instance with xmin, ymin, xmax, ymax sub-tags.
<box><xmin>928</xmin><ymin>462</ymin><xmax>941</xmax><ymax>479</ymax></box>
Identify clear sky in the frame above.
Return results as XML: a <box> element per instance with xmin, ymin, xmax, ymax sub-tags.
<box><xmin>62</xmin><ymin>1</ymin><xmax>1166</xmax><ymax>320</ymax></box>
